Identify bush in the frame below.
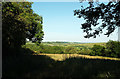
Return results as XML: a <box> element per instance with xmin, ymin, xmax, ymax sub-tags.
<box><xmin>106</xmin><ymin>40</ymin><xmax>120</xmax><ymax>58</ymax></box>
<box><xmin>90</xmin><ymin>45</ymin><xmax>105</xmax><ymax>56</ymax></box>
<box><xmin>39</xmin><ymin>45</ymin><xmax>65</xmax><ymax>54</ymax></box>
<box><xmin>64</xmin><ymin>47</ymin><xmax>78</xmax><ymax>54</ymax></box>
<box><xmin>78</xmin><ymin>49</ymin><xmax>91</xmax><ymax>55</ymax></box>
<box><xmin>90</xmin><ymin>40</ymin><xmax>120</xmax><ymax>58</ymax></box>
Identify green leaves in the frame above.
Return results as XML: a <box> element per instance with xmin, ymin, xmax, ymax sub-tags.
<box><xmin>90</xmin><ymin>40</ymin><xmax>120</xmax><ymax>58</ymax></box>
<box><xmin>90</xmin><ymin>45</ymin><xmax>105</xmax><ymax>56</ymax></box>
<box><xmin>74</xmin><ymin>2</ymin><xmax>120</xmax><ymax>38</ymax></box>
<box><xmin>2</xmin><ymin>2</ymin><xmax>44</xmax><ymax>55</ymax></box>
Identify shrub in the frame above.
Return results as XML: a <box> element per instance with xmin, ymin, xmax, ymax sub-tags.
<box><xmin>78</xmin><ymin>49</ymin><xmax>91</xmax><ymax>55</ymax></box>
<box><xmin>90</xmin><ymin>45</ymin><xmax>105</xmax><ymax>56</ymax></box>
<box><xmin>106</xmin><ymin>40</ymin><xmax>120</xmax><ymax>58</ymax></box>
<box><xmin>64</xmin><ymin>47</ymin><xmax>78</xmax><ymax>54</ymax></box>
<box><xmin>90</xmin><ymin>41</ymin><xmax>120</xmax><ymax>58</ymax></box>
<box><xmin>39</xmin><ymin>45</ymin><xmax>65</xmax><ymax>54</ymax></box>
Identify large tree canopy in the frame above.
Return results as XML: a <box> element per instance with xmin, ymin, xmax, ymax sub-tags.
<box><xmin>74</xmin><ymin>1</ymin><xmax>120</xmax><ymax>38</ymax></box>
<box><xmin>2</xmin><ymin>2</ymin><xmax>44</xmax><ymax>53</ymax></box>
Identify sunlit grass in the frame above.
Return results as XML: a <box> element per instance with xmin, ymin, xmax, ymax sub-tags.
<box><xmin>35</xmin><ymin>53</ymin><xmax>120</xmax><ymax>61</ymax></box>
<box><xmin>3</xmin><ymin>48</ymin><xmax>120</xmax><ymax>78</ymax></box>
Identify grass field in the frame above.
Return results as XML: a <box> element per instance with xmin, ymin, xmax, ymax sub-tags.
<box><xmin>35</xmin><ymin>53</ymin><xmax>120</xmax><ymax>61</ymax></box>
<box><xmin>3</xmin><ymin>42</ymin><xmax>120</xmax><ymax>78</ymax></box>
<box><xmin>3</xmin><ymin>45</ymin><xmax>120</xmax><ymax>78</ymax></box>
<box><xmin>41</xmin><ymin>42</ymin><xmax>106</xmax><ymax>48</ymax></box>
<box><xmin>3</xmin><ymin>53</ymin><xmax>120</xmax><ymax>78</ymax></box>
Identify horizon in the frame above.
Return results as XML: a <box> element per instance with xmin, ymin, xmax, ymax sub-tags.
<box><xmin>41</xmin><ymin>41</ymin><xmax>107</xmax><ymax>43</ymax></box>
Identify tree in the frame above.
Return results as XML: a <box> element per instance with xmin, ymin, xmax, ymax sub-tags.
<box><xmin>2</xmin><ymin>2</ymin><xmax>44</xmax><ymax>54</ymax></box>
<box><xmin>90</xmin><ymin>45</ymin><xmax>105</xmax><ymax>56</ymax></box>
<box><xmin>106</xmin><ymin>40</ymin><xmax>120</xmax><ymax>57</ymax></box>
<box><xmin>74</xmin><ymin>1</ymin><xmax>120</xmax><ymax>38</ymax></box>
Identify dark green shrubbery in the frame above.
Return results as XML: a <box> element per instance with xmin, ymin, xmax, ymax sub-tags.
<box><xmin>90</xmin><ymin>40</ymin><xmax>120</xmax><ymax>58</ymax></box>
<box><xmin>64</xmin><ymin>47</ymin><xmax>78</xmax><ymax>54</ymax></box>
<box><xmin>23</xmin><ymin>43</ymin><xmax>80</xmax><ymax>54</ymax></box>
<box><xmin>106</xmin><ymin>40</ymin><xmax>120</xmax><ymax>58</ymax></box>
<box><xmin>40</xmin><ymin>45</ymin><xmax>64</xmax><ymax>54</ymax></box>
<box><xmin>24</xmin><ymin>40</ymin><xmax>120</xmax><ymax>58</ymax></box>
<box><xmin>90</xmin><ymin>45</ymin><xmax>105</xmax><ymax>56</ymax></box>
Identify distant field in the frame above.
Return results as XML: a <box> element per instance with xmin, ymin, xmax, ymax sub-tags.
<box><xmin>25</xmin><ymin>42</ymin><xmax>106</xmax><ymax>55</ymax></box>
<box><xmin>41</xmin><ymin>42</ymin><xmax>106</xmax><ymax>48</ymax></box>
<box><xmin>27</xmin><ymin>41</ymin><xmax>106</xmax><ymax>47</ymax></box>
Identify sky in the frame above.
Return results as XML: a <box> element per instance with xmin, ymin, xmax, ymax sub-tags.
<box><xmin>31</xmin><ymin>2</ymin><xmax>118</xmax><ymax>43</ymax></box>
<box><xmin>27</xmin><ymin>0</ymin><xmax>110</xmax><ymax>2</ymax></box>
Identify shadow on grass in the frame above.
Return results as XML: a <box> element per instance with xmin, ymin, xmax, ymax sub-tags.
<box><xmin>2</xmin><ymin>48</ymin><xmax>120</xmax><ymax>79</ymax></box>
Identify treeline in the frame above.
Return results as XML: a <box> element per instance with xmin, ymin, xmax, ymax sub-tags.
<box><xmin>42</xmin><ymin>42</ymin><xmax>85</xmax><ymax>44</ymax></box>
<box><xmin>43</xmin><ymin>42</ymin><xmax>78</xmax><ymax>44</ymax></box>
<box><xmin>24</xmin><ymin>40</ymin><xmax>120</xmax><ymax>58</ymax></box>
<box><xmin>23</xmin><ymin>44</ymin><xmax>91</xmax><ymax>54</ymax></box>
<box><xmin>90</xmin><ymin>40</ymin><xmax>120</xmax><ymax>58</ymax></box>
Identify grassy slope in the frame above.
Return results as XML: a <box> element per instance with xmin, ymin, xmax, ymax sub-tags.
<box><xmin>3</xmin><ymin>53</ymin><xmax>120</xmax><ymax>78</ymax></box>
<box><xmin>3</xmin><ymin>46</ymin><xmax>120</xmax><ymax>78</ymax></box>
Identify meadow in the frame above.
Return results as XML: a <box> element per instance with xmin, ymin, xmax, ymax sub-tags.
<box><xmin>37</xmin><ymin>54</ymin><xmax>120</xmax><ymax>61</ymax></box>
<box><xmin>24</xmin><ymin>41</ymin><xmax>106</xmax><ymax>55</ymax></box>
<box><xmin>3</xmin><ymin>41</ymin><xmax>120</xmax><ymax>79</ymax></box>
<box><xmin>3</xmin><ymin>50</ymin><xmax>120</xmax><ymax>79</ymax></box>
<box><xmin>24</xmin><ymin>41</ymin><xmax>120</xmax><ymax>58</ymax></box>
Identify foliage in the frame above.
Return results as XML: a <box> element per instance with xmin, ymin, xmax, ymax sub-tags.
<box><xmin>24</xmin><ymin>41</ymin><xmax>120</xmax><ymax>58</ymax></box>
<box><xmin>78</xmin><ymin>49</ymin><xmax>91</xmax><ymax>55</ymax></box>
<box><xmin>90</xmin><ymin>45</ymin><xmax>105</xmax><ymax>56</ymax></box>
<box><xmin>41</xmin><ymin>46</ymin><xmax>64</xmax><ymax>54</ymax></box>
<box><xmin>106</xmin><ymin>40</ymin><xmax>120</xmax><ymax>57</ymax></box>
<box><xmin>64</xmin><ymin>47</ymin><xmax>78</xmax><ymax>54</ymax></box>
<box><xmin>74</xmin><ymin>1</ymin><xmax>120</xmax><ymax>38</ymax></box>
<box><xmin>24</xmin><ymin>42</ymin><xmax>93</xmax><ymax>55</ymax></box>
<box><xmin>90</xmin><ymin>40</ymin><xmax>120</xmax><ymax>58</ymax></box>
<box><xmin>2</xmin><ymin>2</ymin><xmax>44</xmax><ymax>55</ymax></box>
<box><xmin>24</xmin><ymin>44</ymin><xmax>65</xmax><ymax>54</ymax></box>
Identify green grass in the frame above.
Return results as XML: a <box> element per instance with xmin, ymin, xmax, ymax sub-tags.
<box><xmin>3</xmin><ymin>42</ymin><xmax>120</xmax><ymax>78</ymax></box>
<box><xmin>37</xmin><ymin>54</ymin><xmax>120</xmax><ymax>61</ymax></box>
<box><xmin>3</xmin><ymin>50</ymin><xmax>120</xmax><ymax>78</ymax></box>
<box><xmin>3</xmin><ymin>44</ymin><xmax>120</xmax><ymax>78</ymax></box>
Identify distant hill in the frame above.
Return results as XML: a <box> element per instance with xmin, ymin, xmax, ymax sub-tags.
<box><xmin>42</xmin><ymin>41</ymin><xmax>106</xmax><ymax>44</ymax></box>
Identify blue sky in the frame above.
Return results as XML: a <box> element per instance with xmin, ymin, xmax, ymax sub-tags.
<box><xmin>31</xmin><ymin>2</ymin><xmax>118</xmax><ymax>42</ymax></box>
<box><xmin>27</xmin><ymin>0</ymin><xmax>110</xmax><ymax>2</ymax></box>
